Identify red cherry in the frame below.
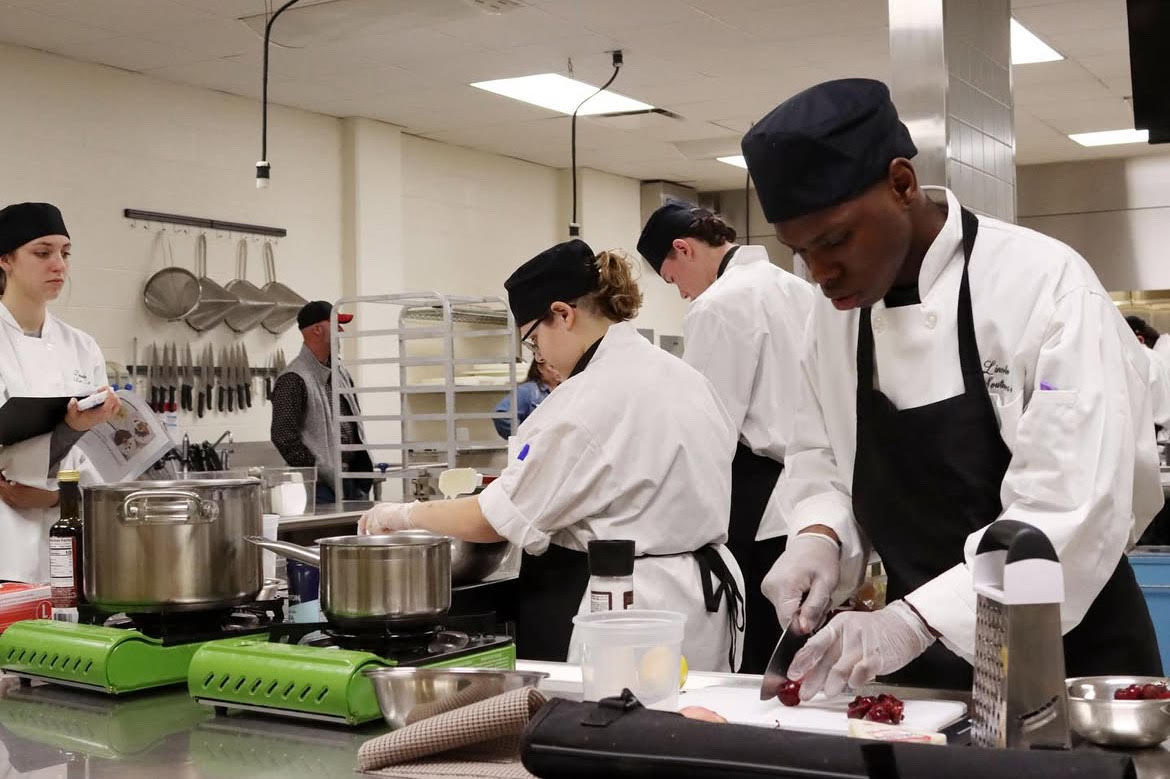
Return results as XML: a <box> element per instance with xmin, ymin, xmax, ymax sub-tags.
<box><xmin>1114</xmin><ymin>686</ymin><xmax>1140</xmax><ymax>700</ymax></box>
<box><xmin>1141</xmin><ymin>684</ymin><xmax>1164</xmax><ymax>700</ymax></box>
<box><xmin>778</xmin><ymin>679</ymin><xmax>802</xmax><ymax>707</ymax></box>
<box><xmin>866</xmin><ymin>704</ymin><xmax>894</xmax><ymax>723</ymax></box>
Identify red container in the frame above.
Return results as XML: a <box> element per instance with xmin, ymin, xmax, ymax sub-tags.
<box><xmin>0</xmin><ymin>583</ymin><xmax>53</xmax><ymax>633</ymax></box>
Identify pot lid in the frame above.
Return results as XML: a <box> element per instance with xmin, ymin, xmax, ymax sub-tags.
<box><xmin>85</xmin><ymin>478</ymin><xmax>260</xmax><ymax>492</ymax></box>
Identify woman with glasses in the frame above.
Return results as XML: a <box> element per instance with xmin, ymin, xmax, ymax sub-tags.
<box><xmin>491</xmin><ymin>358</ymin><xmax>562</xmax><ymax>439</ymax></box>
<box><xmin>361</xmin><ymin>239</ymin><xmax>745</xmax><ymax>671</ymax></box>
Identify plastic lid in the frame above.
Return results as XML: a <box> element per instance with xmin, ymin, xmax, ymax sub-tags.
<box><xmin>57</xmin><ymin>470</ymin><xmax>80</xmax><ymax>482</ymax></box>
<box><xmin>589</xmin><ymin>539</ymin><xmax>635</xmax><ymax>577</ymax></box>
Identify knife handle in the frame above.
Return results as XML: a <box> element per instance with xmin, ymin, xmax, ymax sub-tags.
<box><xmin>218</xmin><ymin>386</ymin><xmax>225</xmax><ymax>412</ymax></box>
<box><xmin>197</xmin><ymin>392</ymin><xmax>204</xmax><ymax>418</ymax></box>
<box><xmin>244</xmin><ymin>383</ymin><xmax>252</xmax><ymax>408</ymax></box>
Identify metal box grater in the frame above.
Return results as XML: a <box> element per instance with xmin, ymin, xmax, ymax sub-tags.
<box><xmin>970</xmin><ymin>519</ymin><xmax>1070</xmax><ymax>749</ymax></box>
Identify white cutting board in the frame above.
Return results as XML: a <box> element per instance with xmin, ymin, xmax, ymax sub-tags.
<box><xmin>678</xmin><ymin>685</ymin><xmax>966</xmax><ymax>736</ymax></box>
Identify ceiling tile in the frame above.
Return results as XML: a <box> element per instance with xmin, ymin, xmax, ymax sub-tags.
<box><xmin>1012</xmin><ymin>0</ymin><xmax>1126</xmax><ymax>36</ymax></box>
<box><xmin>1024</xmin><ymin>96</ymin><xmax>1135</xmax><ymax>134</ymax></box>
<box><xmin>0</xmin><ymin>6</ymin><xmax>116</xmax><ymax>51</ymax></box>
<box><xmin>52</xmin><ymin>35</ymin><xmax>211</xmax><ymax>73</ymax></box>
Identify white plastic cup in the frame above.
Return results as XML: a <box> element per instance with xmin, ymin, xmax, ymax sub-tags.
<box><xmin>261</xmin><ymin>514</ymin><xmax>280</xmax><ymax>581</ymax></box>
<box><xmin>572</xmin><ymin>609</ymin><xmax>685</xmax><ymax>710</ymax></box>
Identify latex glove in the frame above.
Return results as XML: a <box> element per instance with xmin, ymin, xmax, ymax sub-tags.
<box><xmin>788</xmin><ymin>600</ymin><xmax>936</xmax><ymax>701</ymax></box>
<box><xmin>358</xmin><ymin>501</ymin><xmax>417</xmax><ymax>535</ymax></box>
<box><xmin>760</xmin><ymin>531</ymin><xmax>841</xmax><ymax>634</ymax></box>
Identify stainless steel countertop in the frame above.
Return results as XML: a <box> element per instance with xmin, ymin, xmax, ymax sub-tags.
<box><xmin>276</xmin><ymin>501</ymin><xmax>374</xmax><ymax>530</ymax></box>
<box><xmin>0</xmin><ymin>665</ymin><xmax>1167</xmax><ymax>777</ymax></box>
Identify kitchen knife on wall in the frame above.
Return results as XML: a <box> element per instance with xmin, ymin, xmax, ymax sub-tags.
<box><xmin>218</xmin><ymin>346</ymin><xmax>227</xmax><ymax>413</ymax></box>
<box><xmin>241</xmin><ymin>344</ymin><xmax>252</xmax><ymax>409</ymax></box>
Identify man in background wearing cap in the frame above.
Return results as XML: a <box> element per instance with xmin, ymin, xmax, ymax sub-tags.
<box><xmin>743</xmin><ymin>78</ymin><xmax>1162</xmax><ymax>696</ymax></box>
<box><xmin>270</xmin><ymin>301</ymin><xmax>373</xmax><ymax>504</ymax></box>
<box><xmin>638</xmin><ymin>201</ymin><xmax>813</xmax><ymax>673</ymax></box>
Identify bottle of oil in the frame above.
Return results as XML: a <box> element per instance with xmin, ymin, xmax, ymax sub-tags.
<box><xmin>49</xmin><ymin>470</ymin><xmax>83</xmax><ymax>622</ymax></box>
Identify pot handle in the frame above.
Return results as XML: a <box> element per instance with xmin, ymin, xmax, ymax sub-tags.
<box><xmin>121</xmin><ymin>490</ymin><xmax>219</xmax><ymax>524</ymax></box>
<box><xmin>244</xmin><ymin>536</ymin><xmax>321</xmax><ymax>567</ymax></box>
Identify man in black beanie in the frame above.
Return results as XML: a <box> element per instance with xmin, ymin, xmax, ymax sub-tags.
<box><xmin>745</xmin><ymin>78</ymin><xmax>1163</xmax><ymax>698</ymax></box>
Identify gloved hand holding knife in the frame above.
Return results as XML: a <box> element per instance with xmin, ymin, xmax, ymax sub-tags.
<box><xmin>760</xmin><ymin>528</ymin><xmax>936</xmax><ymax>702</ymax></box>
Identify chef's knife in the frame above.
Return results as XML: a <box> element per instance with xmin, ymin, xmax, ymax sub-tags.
<box><xmin>218</xmin><ymin>346</ymin><xmax>227</xmax><ymax>413</ymax></box>
<box><xmin>206</xmin><ymin>345</ymin><xmax>215</xmax><ymax>412</ymax></box>
<box><xmin>241</xmin><ymin>344</ymin><xmax>252</xmax><ymax>408</ymax></box>
<box><xmin>147</xmin><ymin>343</ymin><xmax>159</xmax><ymax>412</ymax></box>
<box><xmin>182</xmin><ymin>344</ymin><xmax>193</xmax><ymax>412</ymax></box>
<box><xmin>760</xmin><ymin>621</ymin><xmax>815</xmax><ymax>701</ymax></box>
<box><xmin>226</xmin><ymin>346</ymin><xmax>235</xmax><ymax>412</ymax></box>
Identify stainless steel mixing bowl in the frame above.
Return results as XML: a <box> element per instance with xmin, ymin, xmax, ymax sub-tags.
<box><xmin>363</xmin><ymin>667</ymin><xmax>548</xmax><ymax>730</ymax></box>
<box><xmin>1067</xmin><ymin>676</ymin><xmax>1170</xmax><ymax>748</ymax></box>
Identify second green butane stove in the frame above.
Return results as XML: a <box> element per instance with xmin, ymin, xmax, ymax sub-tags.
<box><xmin>188</xmin><ymin>625</ymin><xmax>515</xmax><ymax>726</ymax></box>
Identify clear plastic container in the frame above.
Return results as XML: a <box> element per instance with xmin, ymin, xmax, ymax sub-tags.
<box><xmin>572</xmin><ymin>609</ymin><xmax>685</xmax><ymax>710</ymax></box>
<box><xmin>255</xmin><ymin>466</ymin><xmax>317</xmax><ymax>516</ymax></box>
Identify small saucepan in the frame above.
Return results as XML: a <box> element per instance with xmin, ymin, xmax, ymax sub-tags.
<box><xmin>246</xmin><ymin>531</ymin><xmax>451</xmax><ymax>631</ymax></box>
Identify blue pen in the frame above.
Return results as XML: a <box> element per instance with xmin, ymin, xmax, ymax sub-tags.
<box><xmin>1039</xmin><ymin>381</ymin><xmax>1055</xmax><ymax>391</ymax></box>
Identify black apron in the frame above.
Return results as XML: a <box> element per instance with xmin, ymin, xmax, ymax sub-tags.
<box><xmin>852</xmin><ymin>207</ymin><xmax>1161</xmax><ymax>689</ymax></box>
<box><xmin>727</xmin><ymin>444</ymin><xmax>785</xmax><ymax>674</ymax></box>
<box><xmin>513</xmin><ymin>544</ymin><xmax>744</xmax><ymax>669</ymax></box>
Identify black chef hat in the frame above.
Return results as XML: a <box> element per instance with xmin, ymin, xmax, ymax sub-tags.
<box><xmin>741</xmin><ymin>79</ymin><xmax>917</xmax><ymax>223</ymax></box>
<box><xmin>505</xmin><ymin>239</ymin><xmax>600</xmax><ymax>325</ymax></box>
<box><xmin>637</xmin><ymin>199</ymin><xmax>700</xmax><ymax>274</ymax></box>
<box><xmin>0</xmin><ymin>202</ymin><xmax>69</xmax><ymax>255</ymax></box>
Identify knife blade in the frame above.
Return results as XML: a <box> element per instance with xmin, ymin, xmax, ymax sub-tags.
<box><xmin>226</xmin><ymin>346</ymin><xmax>236</xmax><ymax>412</ymax></box>
<box><xmin>206</xmin><ymin>345</ymin><xmax>215</xmax><ymax>411</ymax></box>
<box><xmin>759</xmin><ymin>621</ymin><xmax>816</xmax><ymax>700</ymax></box>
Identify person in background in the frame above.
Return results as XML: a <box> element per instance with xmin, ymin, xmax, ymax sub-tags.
<box><xmin>358</xmin><ymin>240</ymin><xmax>745</xmax><ymax>672</ymax></box>
<box><xmin>0</xmin><ymin>202</ymin><xmax>119</xmax><ymax>582</ymax></box>
<box><xmin>270</xmin><ymin>301</ymin><xmax>373</xmax><ymax>505</ymax></box>
<box><xmin>638</xmin><ymin>200</ymin><xmax>813</xmax><ymax>673</ymax></box>
<box><xmin>744</xmin><ymin>78</ymin><xmax>1163</xmax><ymax>698</ymax></box>
<box><xmin>1126</xmin><ymin>315</ymin><xmax>1170</xmax><ymax>545</ymax></box>
<box><xmin>1127</xmin><ymin>315</ymin><xmax>1170</xmax><ymax>429</ymax></box>
<box><xmin>493</xmin><ymin>358</ymin><xmax>562</xmax><ymax>439</ymax></box>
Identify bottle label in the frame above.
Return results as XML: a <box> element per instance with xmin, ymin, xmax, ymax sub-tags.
<box><xmin>49</xmin><ymin>536</ymin><xmax>79</xmax><ymax>608</ymax></box>
<box><xmin>52</xmin><ymin>608</ymin><xmax>79</xmax><ymax>623</ymax></box>
<box><xmin>590</xmin><ymin>591</ymin><xmax>613</xmax><ymax>613</ymax></box>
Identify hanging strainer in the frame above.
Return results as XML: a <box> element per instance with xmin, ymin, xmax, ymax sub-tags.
<box><xmin>259</xmin><ymin>241</ymin><xmax>307</xmax><ymax>334</ymax></box>
<box><xmin>142</xmin><ymin>230</ymin><xmax>200</xmax><ymax>321</ymax></box>
<box><xmin>223</xmin><ymin>238</ymin><xmax>276</xmax><ymax>333</ymax></box>
<box><xmin>185</xmin><ymin>233</ymin><xmax>239</xmax><ymax>332</ymax></box>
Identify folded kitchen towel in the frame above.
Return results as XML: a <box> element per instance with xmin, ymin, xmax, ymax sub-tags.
<box><xmin>357</xmin><ymin>687</ymin><xmax>547</xmax><ymax>779</ymax></box>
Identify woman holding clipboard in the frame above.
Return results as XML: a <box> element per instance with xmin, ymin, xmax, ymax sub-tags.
<box><xmin>0</xmin><ymin>202</ymin><xmax>118</xmax><ymax>582</ymax></box>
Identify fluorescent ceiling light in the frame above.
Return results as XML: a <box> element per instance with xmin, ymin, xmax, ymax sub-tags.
<box><xmin>716</xmin><ymin>155</ymin><xmax>748</xmax><ymax>169</ymax></box>
<box><xmin>1011</xmin><ymin>19</ymin><xmax>1063</xmax><ymax>64</ymax></box>
<box><xmin>1069</xmin><ymin>128</ymin><xmax>1150</xmax><ymax>147</ymax></box>
<box><xmin>470</xmin><ymin>73</ymin><xmax>653</xmax><ymax>116</ymax></box>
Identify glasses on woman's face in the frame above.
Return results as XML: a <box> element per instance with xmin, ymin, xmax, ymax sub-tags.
<box><xmin>520</xmin><ymin>317</ymin><xmax>543</xmax><ymax>355</ymax></box>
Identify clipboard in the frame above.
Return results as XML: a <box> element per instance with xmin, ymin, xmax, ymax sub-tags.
<box><xmin>0</xmin><ymin>396</ymin><xmax>82</xmax><ymax>447</ymax></box>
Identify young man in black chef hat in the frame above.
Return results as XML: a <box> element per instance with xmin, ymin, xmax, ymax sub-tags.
<box><xmin>748</xmin><ymin>78</ymin><xmax>1163</xmax><ymax>697</ymax></box>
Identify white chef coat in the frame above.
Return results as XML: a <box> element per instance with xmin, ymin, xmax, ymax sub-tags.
<box><xmin>0</xmin><ymin>302</ymin><xmax>106</xmax><ymax>582</ymax></box>
<box><xmin>1155</xmin><ymin>335</ymin><xmax>1170</xmax><ymax>364</ymax></box>
<box><xmin>681</xmin><ymin>245</ymin><xmax>814</xmax><ymax>541</ymax></box>
<box><xmin>779</xmin><ymin>187</ymin><xmax>1164</xmax><ymax>662</ymax></box>
<box><xmin>1145</xmin><ymin>347</ymin><xmax>1170</xmax><ymax>429</ymax></box>
<box><xmin>479</xmin><ymin>321</ymin><xmax>744</xmax><ymax>672</ymax></box>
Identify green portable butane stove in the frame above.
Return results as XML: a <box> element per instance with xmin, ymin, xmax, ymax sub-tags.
<box><xmin>188</xmin><ymin>626</ymin><xmax>516</xmax><ymax>726</ymax></box>
<box><xmin>0</xmin><ymin>608</ymin><xmax>278</xmax><ymax>694</ymax></box>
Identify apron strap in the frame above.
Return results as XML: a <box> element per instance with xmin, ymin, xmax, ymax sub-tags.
<box><xmin>639</xmin><ymin>546</ymin><xmax>745</xmax><ymax>670</ymax></box>
<box><xmin>693</xmin><ymin>545</ymin><xmax>744</xmax><ymax>671</ymax></box>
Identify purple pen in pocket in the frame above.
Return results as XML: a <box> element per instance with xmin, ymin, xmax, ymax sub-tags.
<box><xmin>1039</xmin><ymin>381</ymin><xmax>1055</xmax><ymax>391</ymax></box>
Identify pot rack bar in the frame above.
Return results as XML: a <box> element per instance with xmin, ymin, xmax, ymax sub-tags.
<box><xmin>124</xmin><ymin>208</ymin><xmax>288</xmax><ymax>238</ymax></box>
